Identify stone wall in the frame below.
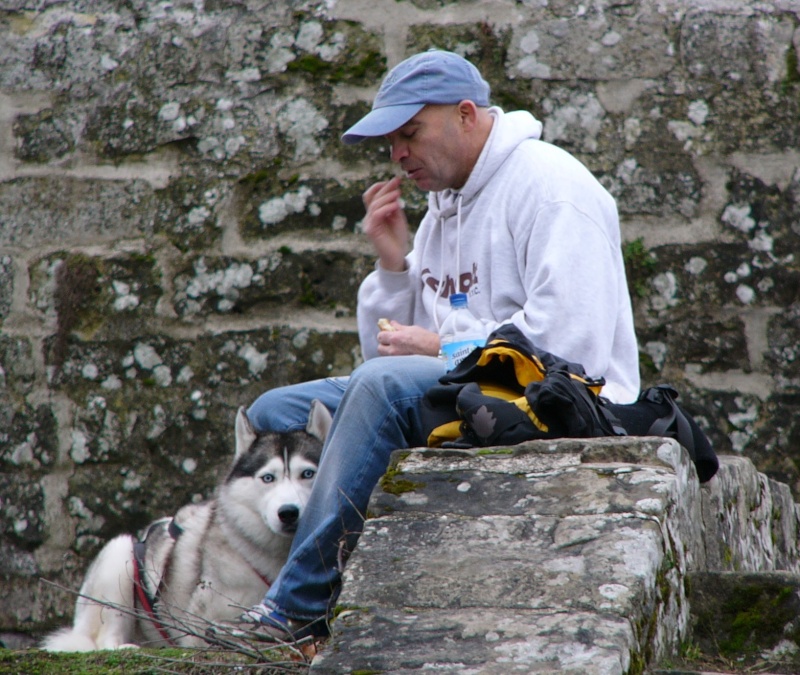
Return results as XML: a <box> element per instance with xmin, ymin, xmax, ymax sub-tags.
<box><xmin>0</xmin><ymin>0</ymin><xmax>798</xmax><ymax>641</ymax></box>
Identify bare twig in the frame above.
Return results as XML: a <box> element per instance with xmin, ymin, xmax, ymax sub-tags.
<box><xmin>39</xmin><ymin>577</ymin><xmax>317</xmax><ymax>669</ymax></box>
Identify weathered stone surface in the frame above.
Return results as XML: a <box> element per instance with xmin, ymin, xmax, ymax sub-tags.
<box><xmin>238</xmin><ymin>175</ymin><xmax>378</xmax><ymax>240</ymax></box>
<box><xmin>0</xmin><ymin>400</ymin><xmax>57</xmax><ymax>470</ymax></box>
<box><xmin>766</xmin><ymin>303</ymin><xmax>800</xmax><ymax>384</ymax></box>
<box><xmin>688</xmin><ymin>571</ymin><xmax>800</xmax><ymax>666</ymax></box>
<box><xmin>0</xmin><ymin>255</ymin><xmax>12</xmax><ymax>323</ymax></box>
<box><xmin>700</xmin><ymin>456</ymin><xmax>800</xmax><ymax>574</ymax></box>
<box><xmin>0</xmin><ymin>473</ymin><xmax>45</xmax><ymax>550</ymax></box>
<box><xmin>48</xmin><ymin>327</ymin><xmax>359</xmax><ymax>403</ymax></box>
<box><xmin>171</xmin><ymin>250</ymin><xmax>370</xmax><ymax>318</ymax></box>
<box><xmin>506</xmin><ymin>3</ymin><xmax>674</xmax><ymax>82</ymax></box>
<box><xmin>347</xmin><ymin>509</ymin><xmax>665</xmax><ymax>615</ymax></box>
<box><xmin>0</xmin><ymin>177</ymin><xmax>158</xmax><ymax>247</ymax></box>
<box><xmin>318</xmin><ymin>607</ymin><xmax>639</xmax><ymax>674</ymax></box>
<box><xmin>1</xmin><ymin>0</ymin><xmax>800</xmax><ymax>649</ymax></box>
<box><xmin>319</xmin><ymin>444</ymin><xmax>800</xmax><ymax>674</ymax></box>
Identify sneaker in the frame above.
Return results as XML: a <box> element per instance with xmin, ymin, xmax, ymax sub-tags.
<box><xmin>207</xmin><ymin>604</ymin><xmax>329</xmax><ymax>645</ymax></box>
<box><xmin>249</xmin><ymin>605</ymin><xmax>331</xmax><ymax>642</ymax></box>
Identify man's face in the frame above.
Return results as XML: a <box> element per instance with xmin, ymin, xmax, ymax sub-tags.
<box><xmin>385</xmin><ymin>105</ymin><xmax>471</xmax><ymax>191</ymax></box>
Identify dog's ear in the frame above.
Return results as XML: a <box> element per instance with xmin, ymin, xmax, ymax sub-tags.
<box><xmin>306</xmin><ymin>399</ymin><xmax>332</xmax><ymax>444</ymax></box>
<box><xmin>234</xmin><ymin>406</ymin><xmax>257</xmax><ymax>458</ymax></box>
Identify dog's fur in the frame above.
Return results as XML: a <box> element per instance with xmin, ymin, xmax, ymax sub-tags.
<box><xmin>42</xmin><ymin>401</ymin><xmax>331</xmax><ymax>651</ymax></box>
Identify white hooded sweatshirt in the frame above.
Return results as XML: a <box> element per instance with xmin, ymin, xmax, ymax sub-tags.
<box><xmin>357</xmin><ymin>108</ymin><xmax>640</xmax><ymax>403</ymax></box>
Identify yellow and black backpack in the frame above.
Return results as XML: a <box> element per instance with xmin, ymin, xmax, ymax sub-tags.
<box><xmin>422</xmin><ymin>324</ymin><xmax>625</xmax><ymax>448</ymax></box>
<box><xmin>420</xmin><ymin>324</ymin><xmax>719</xmax><ymax>483</ymax></box>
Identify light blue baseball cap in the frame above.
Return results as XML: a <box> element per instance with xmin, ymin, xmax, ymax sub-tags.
<box><xmin>341</xmin><ymin>50</ymin><xmax>491</xmax><ymax>145</ymax></box>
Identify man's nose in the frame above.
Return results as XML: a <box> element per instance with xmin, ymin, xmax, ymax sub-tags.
<box><xmin>390</xmin><ymin>140</ymin><xmax>408</xmax><ymax>163</ymax></box>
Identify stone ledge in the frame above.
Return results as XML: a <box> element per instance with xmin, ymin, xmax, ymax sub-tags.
<box><xmin>313</xmin><ymin>438</ymin><xmax>800</xmax><ymax>674</ymax></box>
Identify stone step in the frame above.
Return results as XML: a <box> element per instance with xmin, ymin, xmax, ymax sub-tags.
<box><xmin>310</xmin><ymin>441</ymin><xmax>800</xmax><ymax>674</ymax></box>
<box><xmin>649</xmin><ymin>671</ymin><xmax>789</xmax><ymax>675</ymax></box>
<box><xmin>312</xmin><ymin>438</ymin><xmax>694</xmax><ymax>673</ymax></box>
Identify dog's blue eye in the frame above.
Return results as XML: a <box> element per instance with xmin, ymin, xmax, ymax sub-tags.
<box><xmin>301</xmin><ymin>469</ymin><xmax>316</xmax><ymax>480</ymax></box>
<box><xmin>261</xmin><ymin>474</ymin><xmax>274</xmax><ymax>483</ymax></box>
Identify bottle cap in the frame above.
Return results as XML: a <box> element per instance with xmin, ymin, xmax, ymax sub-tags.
<box><xmin>449</xmin><ymin>293</ymin><xmax>468</xmax><ymax>308</ymax></box>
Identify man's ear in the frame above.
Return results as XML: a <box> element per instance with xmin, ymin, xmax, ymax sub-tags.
<box><xmin>457</xmin><ymin>100</ymin><xmax>480</xmax><ymax>131</ymax></box>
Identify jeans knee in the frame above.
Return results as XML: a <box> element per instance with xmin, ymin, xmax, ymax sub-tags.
<box><xmin>247</xmin><ymin>389</ymin><xmax>303</xmax><ymax>433</ymax></box>
<box><xmin>348</xmin><ymin>356</ymin><xmax>443</xmax><ymax>399</ymax></box>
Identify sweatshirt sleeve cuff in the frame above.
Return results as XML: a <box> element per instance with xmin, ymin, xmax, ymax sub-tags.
<box><xmin>375</xmin><ymin>260</ymin><xmax>411</xmax><ymax>290</ymax></box>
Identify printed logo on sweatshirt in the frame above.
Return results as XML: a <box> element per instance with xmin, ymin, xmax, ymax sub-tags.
<box><xmin>421</xmin><ymin>263</ymin><xmax>479</xmax><ymax>298</ymax></box>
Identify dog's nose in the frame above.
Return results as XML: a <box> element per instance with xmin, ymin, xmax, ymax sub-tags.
<box><xmin>278</xmin><ymin>505</ymin><xmax>300</xmax><ymax>525</ymax></box>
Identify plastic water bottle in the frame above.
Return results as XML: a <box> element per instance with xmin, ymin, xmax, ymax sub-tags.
<box><xmin>439</xmin><ymin>293</ymin><xmax>486</xmax><ymax>371</ymax></box>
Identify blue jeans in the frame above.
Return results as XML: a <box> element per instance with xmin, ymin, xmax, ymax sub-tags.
<box><xmin>247</xmin><ymin>355</ymin><xmax>445</xmax><ymax>622</ymax></box>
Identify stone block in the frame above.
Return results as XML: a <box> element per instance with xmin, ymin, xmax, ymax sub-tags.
<box><xmin>506</xmin><ymin>4</ymin><xmax>674</xmax><ymax>81</ymax></box>
<box><xmin>687</xmin><ymin>571</ymin><xmax>800</xmax><ymax>665</ymax></box>
<box><xmin>171</xmin><ymin>250</ymin><xmax>367</xmax><ymax>318</ymax></box>
<box><xmin>334</xmin><ymin>438</ymin><xmax>709</xmax><ymax>671</ymax></box>
<box><xmin>0</xmin><ymin>473</ymin><xmax>45</xmax><ymax>550</ymax></box>
<box><xmin>700</xmin><ymin>456</ymin><xmax>800</xmax><ymax>574</ymax></box>
<box><xmin>343</xmin><ymin>510</ymin><xmax>668</xmax><ymax>618</ymax></box>
<box><xmin>0</xmin><ymin>400</ymin><xmax>57</xmax><ymax>470</ymax></box>
<box><xmin>315</xmin><ymin>607</ymin><xmax>638</xmax><ymax>675</ymax></box>
<box><xmin>0</xmin><ymin>177</ymin><xmax>156</xmax><ymax>248</ymax></box>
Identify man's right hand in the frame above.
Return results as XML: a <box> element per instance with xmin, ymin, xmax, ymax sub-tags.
<box><xmin>377</xmin><ymin>321</ymin><xmax>441</xmax><ymax>357</ymax></box>
<box><xmin>362</xmin><ymin>176</ymin><xmax>409</xmax><ymax>273</ymax></box>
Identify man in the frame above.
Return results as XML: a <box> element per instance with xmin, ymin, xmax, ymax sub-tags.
<box><xmin>239</xmin><ymin>49</ymin><xmax>640</xmax><ymax>641</ymax></box>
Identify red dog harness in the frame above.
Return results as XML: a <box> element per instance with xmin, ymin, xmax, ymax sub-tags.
<box><xmin>131</xmin><ymin>517</ymin><xmax>272</xmax><ymax>644</ymax></box>
<box><xmin>132</xmin><ymin>518</ymin><xmax>182</xmax><ymax>645</ymax></box>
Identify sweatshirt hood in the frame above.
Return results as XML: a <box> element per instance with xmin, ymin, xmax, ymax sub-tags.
<box><xmin>426</xmin><ymin>108</ymin><xmax>543</xmax><ymax>330</ymax></box>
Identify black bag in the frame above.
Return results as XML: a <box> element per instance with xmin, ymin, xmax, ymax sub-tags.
<box><xmin>421</xmin><ymin>324</ymin><xmax>625</xmax><ymax>448</ymax></box>
<box><xmin>421</xmin><ymin>324</ymin><xmax>719</xmax><ymax>482</ymax></box>
<box><xmin>605</xmin><ymin>384</ymin><xmax>719</xmax><ymax>482</ymax></box>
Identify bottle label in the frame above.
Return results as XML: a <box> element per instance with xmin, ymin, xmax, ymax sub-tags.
<box><xmin>441</xmin><ymin>338</ymin><xmax>485</xmax><ymax>371</ymax></box>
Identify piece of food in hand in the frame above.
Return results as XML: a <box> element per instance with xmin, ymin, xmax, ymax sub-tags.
<box><xmin>377</xmin><ymin>318</ymin><xmax>396</xmax><ymax>332</ymax></box>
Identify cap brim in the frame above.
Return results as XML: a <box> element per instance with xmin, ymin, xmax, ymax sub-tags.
<box><xmin>341</xmin><ymin>103</ymin><xmax>425</xmax><ymax>145</ymax></box>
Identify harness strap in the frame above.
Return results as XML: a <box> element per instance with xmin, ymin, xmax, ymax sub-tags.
<box><xmin>131</xmin><ymin>516</ymin><xmax>272</xmax><ymax>645</ymax></box>
<box><xmin>132</xmin><ymin>540</ymin><xmax>176</xmax><ymax>645</ymax></box>
<box><xmin>167</xmin><ymin>517</ymin><xmax>183</xmax><ymax>539</ymax></box>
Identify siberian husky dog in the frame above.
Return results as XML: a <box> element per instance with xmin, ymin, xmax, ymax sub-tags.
<box><xmin>42</xmin><ymin>400</ymin><xmax>331</xmax><ymax>651</ymax></box>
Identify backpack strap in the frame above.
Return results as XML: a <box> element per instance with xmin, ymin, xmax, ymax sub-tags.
<box><xmin>567</xmin><ymin>376</ymin><xmax>627</xmax><ymax>436</ymax></box>
<box><xmin>640</xmin><ymin>385</ymin><xmax>696</xmax><ymax>455</ymax></box>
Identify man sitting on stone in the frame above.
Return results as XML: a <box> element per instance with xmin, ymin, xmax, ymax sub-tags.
<box><xmin>238</xmin><ymin>49</ymin><xmax>641</xmax><ymax>641</ymax></box>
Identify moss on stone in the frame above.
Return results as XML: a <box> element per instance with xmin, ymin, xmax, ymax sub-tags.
<box><xmin>622</xmin><ymin>237</ymin><xmax>657</xmax><ymax>298</ymax></box>
<box><xmin>52</xmin><ymin>254</ymin><xmax>101</xmax><ymax>369</ymax></box>
<box><xmin>717</xmin><ymin>585</ymin><xmax>796</xmax><ymax>657</ymax></box>
<box><xmin>476</xmin><ymin>447</ymin><xmax>514</xmax><ymax>455</ymax></box>
<box><xmin>13</xmin><ymin>109</ymin><xmax>75</xmax><ymax>163</ymax></box>
<box><xmin>782</xmin><ymin>42</ymin><xmax>800</xmax><ymax>96</ymax></box>
<box><xmin>379</xmin><ymin>475</ymin><xmax>425</xmax><ymax>496</ymax></box>
<box><xmin>723</xmin><ymin>545</ymin><xmax>734</xmax><ymax>568</ymax></box>
<box><xmin>379</xmin><ymin>452</ymin><xmax>426</xmax><ymax>495</ymax></box>
<box><xmin>626</xmin><ymin>650</ymin><xmax>647</xmax><ymax>675</ymax></box>
<box><xmin>282</xmin><ymin>19</ymin><xmax>385</xmax><ymax>85</ymax></box>
<box><xmin>288</xmin><ymin>51</ymin><xmax>385</xmax><ymax>83</ymax></box>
